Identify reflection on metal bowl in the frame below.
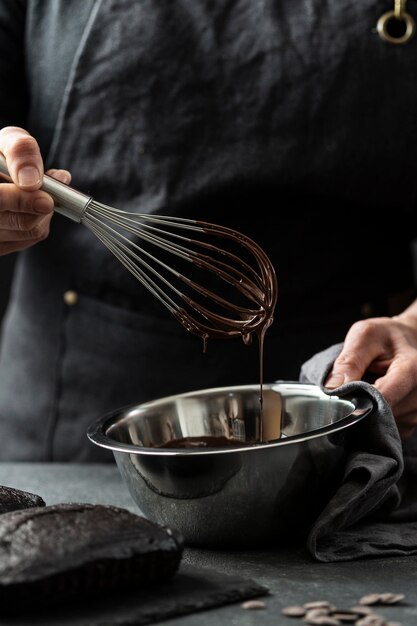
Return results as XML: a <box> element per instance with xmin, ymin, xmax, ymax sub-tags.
<box><xmin>87</xmin><ymin>383</ymin><xmax>372</xmax><ymax>548</ymax></box>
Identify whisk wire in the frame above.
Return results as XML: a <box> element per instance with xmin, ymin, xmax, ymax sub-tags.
<box><xmin>0</xmin><ymin>154</ymin><xmax>277</xmax><ymax>339</ymax></box>
<box><xmin>80</xmin><ymin>199</ymin><xmax>278</xmax><ymax>335</ymax></box>
<box><xmin>86</xmin><ymin>211</ymin><xmax>262</xmax><ymax>327</ymax></box>
<box><xmin>86</xmin><ymin>219</ymin><xmax>179</xmax><ymax>312</ymax></box>
<box><xmin>86</xmin><ymin>203</ymin><xmax>266</xmax><ymax>306</ymax></box>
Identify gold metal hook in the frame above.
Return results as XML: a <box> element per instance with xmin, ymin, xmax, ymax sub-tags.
<box><xmin>394</xmin><ymin>0</ymin><xmax>406</xmax><ymax>18</ymax></box>
<box><xmin>377</xmin><ymin>0</ymin><xmax>416</xmax><ymax>44</ymax></box>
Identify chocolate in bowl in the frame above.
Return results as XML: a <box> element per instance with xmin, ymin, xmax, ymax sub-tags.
<box><xmin>87</xmin><ymin>382</ymin><xmax>372</xmax><ymax>547</ymax></box>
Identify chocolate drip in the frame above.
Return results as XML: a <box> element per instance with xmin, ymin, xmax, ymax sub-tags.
<box><xmin>172</xmin><ymin>220</ymin><xmax>277</xmax><ymax>437</ymax></box>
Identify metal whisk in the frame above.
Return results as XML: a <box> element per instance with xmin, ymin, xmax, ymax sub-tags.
<box><xmin>0</xmin><ymin>156</ymin><xmax>277</xmax><ymax>341</ymax></box>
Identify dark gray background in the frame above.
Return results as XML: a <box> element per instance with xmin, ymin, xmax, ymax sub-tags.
<box><xmin>0</xmin><ymin>254</ymin><xmax>15</xmax><ymax>327</ymax></box>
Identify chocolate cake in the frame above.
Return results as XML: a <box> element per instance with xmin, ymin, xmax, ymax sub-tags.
<box><xmin>0</xmin><ymin>485</ymin><xmax>45</xmax><ymax>514</ymax></box>
<box><xmin>0</xmin><ymin>503</ymin><xmax>183</xmax><ymax>609</ymax></box>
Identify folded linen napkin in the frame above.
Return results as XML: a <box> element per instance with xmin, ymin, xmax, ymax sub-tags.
<box><xmin>300</xmin><ymin>342</ymin><xmax>417</xmax><ymax>562</ymax></box>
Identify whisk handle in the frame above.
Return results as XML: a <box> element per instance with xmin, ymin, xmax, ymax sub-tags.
<box><xmin>37</xmin><ymin>174</ymin><xmax>92</xmax><ymax>223</ymax></box>
<box><xmin>0</xmin><ymin>154</ymin><xmax>91</xmax><ymax>223</ymax></box>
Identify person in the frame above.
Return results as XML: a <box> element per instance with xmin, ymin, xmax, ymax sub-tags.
<box><xmin>0</xmin><ymin>0</ymin><xmax>416</xmax><ymax>462</ymax></box>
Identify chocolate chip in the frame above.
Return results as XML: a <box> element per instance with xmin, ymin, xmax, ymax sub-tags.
<box><xmin>282</xmin><ymin>606</ymin><xmax>306</xmax><ymax>617</ymax></box>
<box><xmin>378</xmin><ymin>593</ymin><xmax>405</xmax><ymax>605</ymax></box>
<box><xmin>331</xmin><ymin>611</ymin><xmax>359</xmax><ymax>623</ymax></box>
<box><xmin>304</xmin><ymin>601</ymin><xmax>334</xmax><ymax>610</ymax></box>
<box><xmin>304</xmin><ymin>617</ymin><xmax>341</xmax><ymax>626</ymax></box>
<box><xmin>358</xmin><ymin>595</ymin><xmax>384</xmax><ymax>606</ymax></box>
<box><xmin>350</xmin><ymin>606</ymin><xmax>374</xmax><ymax>615</ymax></box>
<box><xmin>305</xmin><ymin>609</ymin><xmax>331</xmax><ymax>619</ymax></box>
<box><xmin>356</xmin><ymin>616</ymin><xmax>387</xmax><ymax>626</ymax></box>
<box><xmin>241</xmin><ymin>600</ymin><xmax>266</xmax><ymax>610</ymax></box>
<box><xmin>281</xmin><ymin>594</ymin><xmax>406</xmax><ymax>625</ymax></box>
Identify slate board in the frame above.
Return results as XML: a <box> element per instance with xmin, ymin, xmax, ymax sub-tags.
<box><xmin>1</xmin><ymin>564</ymin><xmax>269</xmax><ymax>625</ymax></box>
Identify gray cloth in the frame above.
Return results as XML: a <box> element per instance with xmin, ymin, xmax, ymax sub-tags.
<box><xmin>300</xmin><ymin>343</ymin><xmax>417</xmax><ymax>562</ymax></box>
<box><xmin>0</xmin><ymin>563</ymin><xmax>269</xmax><ymax>625</ymax></box>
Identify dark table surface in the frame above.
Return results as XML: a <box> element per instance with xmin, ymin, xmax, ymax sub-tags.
<box><xmin>1</xmin><ymin>462</ymin><xmax>416</xmax><ymax>625</ymax></box>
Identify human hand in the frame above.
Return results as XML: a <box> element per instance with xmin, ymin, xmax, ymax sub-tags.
<box><xmin>0</xmin><ymin>126</ymin><xmax>71</xmax><ymax>255</ymax></box>
<box><xmin>325</xmin><ymin>302</ymin><xmax>417</xmax><ymax>439</ymax></box>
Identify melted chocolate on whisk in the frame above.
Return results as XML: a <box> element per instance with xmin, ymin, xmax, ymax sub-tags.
<box><xmin>173</xmin><ymin>222</ymin><xmax>277</xmax><ymax>440</ymax></box>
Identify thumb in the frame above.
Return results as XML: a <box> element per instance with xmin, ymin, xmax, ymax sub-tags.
<box><xmin>324</xmin><ymin>326</ymin><xmax>378</xmax><ymax>389</ymax></box>
<box><xmin>325</xmin><ymin>352</ymin><xmax>364</xmax><ymax>388</ymax></box>
<box><xmin>324</xmin><ymin>369</ymin><xmax>348</xmax><ymax>389</ymax></box>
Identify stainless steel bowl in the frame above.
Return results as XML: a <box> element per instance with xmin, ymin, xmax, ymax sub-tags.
<box><xmin>87</xmin><ymin>383</ymin><xmax>372</xmax><ymax>547</ymax></box>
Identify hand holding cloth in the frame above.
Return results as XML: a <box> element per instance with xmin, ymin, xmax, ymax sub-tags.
<box><xmin>300</xmin><ymin>343</ymin><xmax>417</xmax><ymax>561</ymax></box>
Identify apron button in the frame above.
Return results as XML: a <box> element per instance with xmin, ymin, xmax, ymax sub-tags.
<box><xmin>63</xmin><ymin>290</ymin><xmax>78</xmax><ymax>306</ymax></box>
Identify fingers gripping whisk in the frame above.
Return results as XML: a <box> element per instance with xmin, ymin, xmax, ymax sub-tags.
<box><xmin>0</xmin><ymin>156</ymin><xmax>277</xmax><ymax>342</ymax></box>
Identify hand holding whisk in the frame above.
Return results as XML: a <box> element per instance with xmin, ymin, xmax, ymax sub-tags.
<box><xmin>0</xmin><ymin>154</ymin><xmax>277</xmax><ymax>346</ymax></box>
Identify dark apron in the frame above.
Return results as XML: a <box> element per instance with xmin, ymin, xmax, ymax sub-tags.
<box><xmin>0</xmin><ymin>0</ymin><xmax>416</xmax><ymax>461</ymax></box>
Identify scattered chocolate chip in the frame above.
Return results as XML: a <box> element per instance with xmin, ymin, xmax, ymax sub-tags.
<box><xmin>358</xmin><ymin>595</ymin><xmax>383</xmax><ymax>606</ymax></box>
<box><xmin>281</xmin><ymin>594</ymin><xmax>407</xmax><ymax>625</ymax></box>
<box><xmin>304</xmin><ymin>617</ymin><xmax>341</xmax><ymax>626</ymax></box>
<box><xmin>304</xmin><ymin>601</ymin><xmax>334</xmax><ymax>611</ymax></box>
<box><xmin>357</xmin><ymin>592</ymin><xmax>406</xmax><ymax>609</ymax></box>
<box><xmin>305</xmin><ymin>608</ymin><xmax>331</xmax><ymax>620</ymax></box>
<box><xmin>356</xmin><ymin>616</ymin><xmax>387</xmax><ymax>626</ymax></box>
<box><xmin>378</xmin><ymin>593</ymin><xmax>405</xmax><ymax>605</ymax></box>
<box><xmin>282</xmin><ymin>606</ymin><xmax>306</xmax><ymax>617</ymax></box>
<box><xmin>241</xmin><ymin>600</ymin><xmax>266</xmax><ymax>610</ymax></box>
<box><xmin>350</xmin><ymin>606</ymin><xmax>374</xmax><ymax>616</ymax></box>
<box><xmin>331</xmin><ymin>611</ymin><xmax>359</xmax><ymax>623</ymax></box>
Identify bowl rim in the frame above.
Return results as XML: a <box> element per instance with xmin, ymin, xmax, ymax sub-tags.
<box><xmin>87</xmin><ymin>382</ymin><xmax>373</xmax><ymax>456</ymax></box>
